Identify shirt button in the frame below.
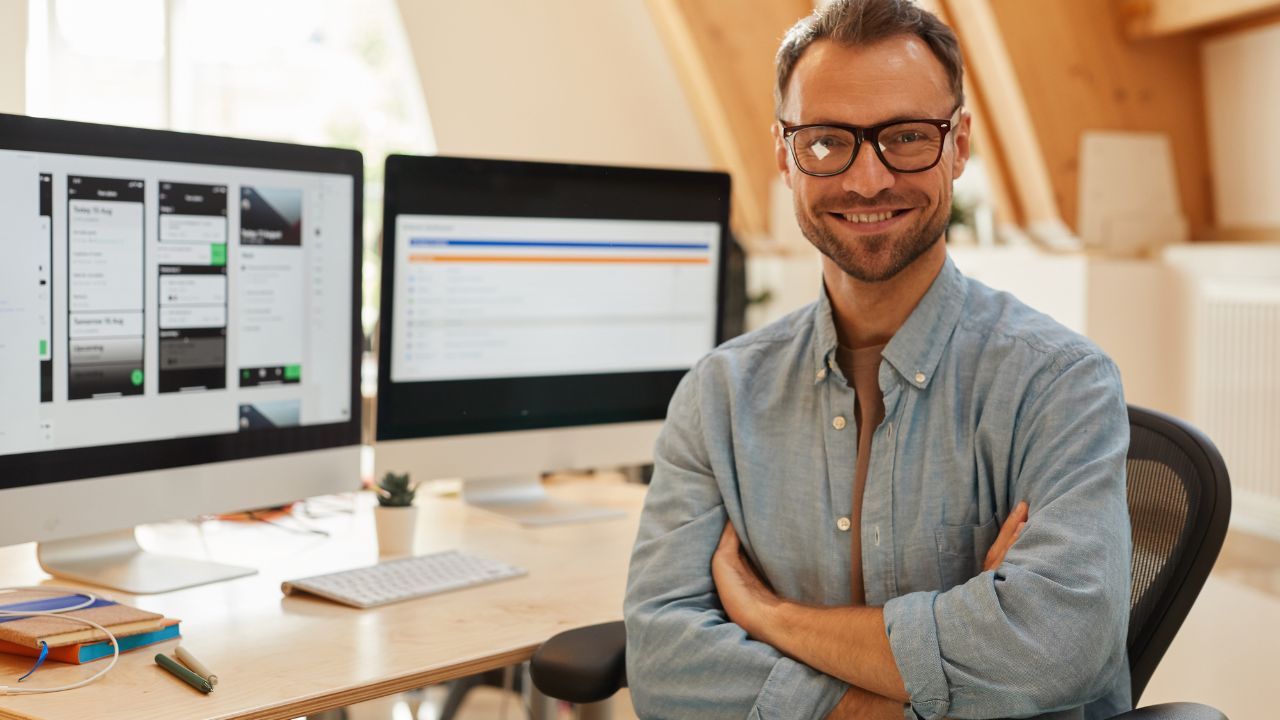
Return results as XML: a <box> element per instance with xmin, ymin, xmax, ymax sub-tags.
<box><xmin>816</xmin><ymin>368</ymin><xmax>827</xmax><ymax>381</ymax></box>
<box><xmin>836</xmin><ymin>517</ymin><xmax>852</xmax><ymax>532</ymax></box>
<box><xmin>914</xmin><ymin>372</ymin><xmax>926</xmax><ymax>384</ymax></box>
<box><xmin>832</xmin><ymin>415</ymin><xmax>847</xmax><ymax>430</ymax></box>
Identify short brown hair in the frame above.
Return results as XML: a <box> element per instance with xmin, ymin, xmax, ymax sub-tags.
<box><xmin>775</xmin><ymin>0</ymin><xmax>965</xmax><ymax>113</ymax></box>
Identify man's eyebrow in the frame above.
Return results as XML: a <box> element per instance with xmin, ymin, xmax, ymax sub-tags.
<box><xmin>789</xmin><ymin>112</ymin><xmax>951</xmax><ymax>126</ymax></box>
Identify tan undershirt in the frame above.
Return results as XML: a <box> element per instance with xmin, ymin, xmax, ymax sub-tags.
<box><xmin>835</xmin><ymin>342</ymin><xmax>886</xmax><ymax>605</ymax></box>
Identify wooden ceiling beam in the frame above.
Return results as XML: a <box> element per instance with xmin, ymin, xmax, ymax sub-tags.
<box><xmin>915</xmin><ymin>0</ymin><xmax>1022</xmax><ymax>230</ymax></box>
<box><xmin>645</xmin><ymin>0</ymin><xmax>812</xmax><ymax>250</ymax></box>
<box><xmin>1122</xmin><ymin>0</ymin><xmax>1280</xmax><ymax>39</ymax></box>
<box><xmin>940</xmin><ymin>0</ymin><xmax>1069</xmax><ymax>244</ymax></box>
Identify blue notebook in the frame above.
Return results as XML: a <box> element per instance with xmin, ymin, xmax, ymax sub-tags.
<box><xmin>0</xmin><ymin>620</ymin><xmax>181</xmax><ymax>664</ymax></box>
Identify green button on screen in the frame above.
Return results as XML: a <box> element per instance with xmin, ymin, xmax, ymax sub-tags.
<box><xmin>284</xmin><ymin>364</ymin><xmax>301</xmax><ymax>381</ymax></box>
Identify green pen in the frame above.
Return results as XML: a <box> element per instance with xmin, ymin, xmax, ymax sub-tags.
<box><xmin>155</xmin><ymin>653</ymin><xmax>213</xmax><ymax>694</ymax></box>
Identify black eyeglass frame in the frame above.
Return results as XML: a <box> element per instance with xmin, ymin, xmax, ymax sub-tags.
<box><xmin>780</xmin><ymin>106</ymin><xmax>962</xmax><ymax>176</ymax></box>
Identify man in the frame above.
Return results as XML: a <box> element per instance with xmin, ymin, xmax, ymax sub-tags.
<box><xmin>623</xmin><ymin>1</ymin><xmax>1132</xmax><ymax>718</ymax></box>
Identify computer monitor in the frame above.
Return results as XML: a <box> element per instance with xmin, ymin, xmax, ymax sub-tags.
<box><xmin>375</xmin><ymin>155</ymin><xmax>728</xmax><ymax>525</ymax></box>
<box><xmin>0</xmin><ymin>113</ymin><xmax>363</xmax><ymax>592</ymax></box>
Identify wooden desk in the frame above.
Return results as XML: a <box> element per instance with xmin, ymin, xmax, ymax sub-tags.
<box><xmin>0</xmin><ymin>479</ymin><xmax>645</xmax><ymax>720</ymax></box>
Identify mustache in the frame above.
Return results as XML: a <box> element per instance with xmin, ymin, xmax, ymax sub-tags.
<box><xmin>815</xmin><ymin>193</ymin><xmax>927</xmax><ymax>211</ymax></box>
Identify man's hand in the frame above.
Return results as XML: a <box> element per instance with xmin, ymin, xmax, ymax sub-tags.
<box><xmin>711</xmin><ymin>521</ymin><xmax>779</xmax><ymax>637</ymax></box>
<box><xmin>983</xmin><ymin>500</ymin><xmax>1028</xmax><ymax>572</ymax></box>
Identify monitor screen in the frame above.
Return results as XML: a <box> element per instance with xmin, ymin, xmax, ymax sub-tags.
<box><xmin>0</xmin><ymin>113</ymin><xmax>361</xmax><ymax>494</ymax></box>
<box><xmin>376</xmin><ymin>155</ymin><xmax>729</xmax><ymax>442</ymax></box>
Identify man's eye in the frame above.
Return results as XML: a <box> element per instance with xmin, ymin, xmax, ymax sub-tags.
<box><xmin>888</xmin><ymin>131</ymin><xmax>927</xmax><ymax>145</ymax></box>
<box><xmin>811</xmin><ymin>135</ymin><xmax>849</xmax><ymax>149</ymax></box>
<box><xmin>804</xmin><ymin>136</ymin><xmax>849</xmax><ymax>160</ymax></box>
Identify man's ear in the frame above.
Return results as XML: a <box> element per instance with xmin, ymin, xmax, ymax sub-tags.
<box><xmin>772</xmin><ymin>122</ymin><xmax>793</xmax><ymax>190</ymax></box>
<box><xmin>950</xmin><ymin>110</ymin><xmax>972</xmax><ymax>179</ymax></box>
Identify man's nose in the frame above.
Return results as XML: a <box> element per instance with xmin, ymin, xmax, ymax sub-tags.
<box><xmin>840</xmin><ymin>141</ymin><xmax>895</xmax><ymax>198</ymax></box>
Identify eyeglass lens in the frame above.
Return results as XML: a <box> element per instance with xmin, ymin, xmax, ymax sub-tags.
<box><xmin>791</xmin><ymin>122</ymin><xmax>945</xmax><ymax>174</ymax></box>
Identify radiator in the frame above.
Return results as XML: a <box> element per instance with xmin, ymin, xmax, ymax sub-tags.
<box><xmin>1191</xmin><ymin>281</ymin><xmax>1280</xmax><ymax>537</ymax></box>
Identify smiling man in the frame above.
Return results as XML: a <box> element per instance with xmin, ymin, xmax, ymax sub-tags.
<box><xmin>623</xmin><ymin>1</ymin><xmax>1133</xmax><ymax>719</ymax></box>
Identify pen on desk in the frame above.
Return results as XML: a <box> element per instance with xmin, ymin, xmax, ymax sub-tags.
<box><xmin>175</xmin><ymin>646</ymin><xmax>219</xmax><ymax>686</ymax></box>
<box><xmin>155</xmin><ymin>653</ymin><xmax>213</xmax><ymax>694</ymax></box>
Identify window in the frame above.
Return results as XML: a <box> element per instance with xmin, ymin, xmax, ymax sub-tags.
<box><xmin>26</xmin><ymin>0</ymin><xmax>435</xmax><ymax>337</ymax></box>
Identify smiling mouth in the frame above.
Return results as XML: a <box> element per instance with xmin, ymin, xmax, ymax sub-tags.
<box><xmin>830</xmin><ymin>209</ymin><xmax>911</xmax><ymax>224</ymax></box>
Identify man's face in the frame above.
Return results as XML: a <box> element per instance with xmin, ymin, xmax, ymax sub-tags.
<box><xmin>773</xmin><ymin>36</ymin><xmax>970</xmax><ymax>283</ymax></box>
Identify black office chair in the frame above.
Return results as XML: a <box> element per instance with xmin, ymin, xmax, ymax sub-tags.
<box><xmin>530</xmin><ymin>406</ymin><xmax>1233</xmax><ymax>719</ymax></box>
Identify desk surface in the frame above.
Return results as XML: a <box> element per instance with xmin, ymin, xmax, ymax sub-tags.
<box><xmin>0</xmin><ymin>478</ymin><xmax>645</xmax><ymax>720</ymax></box>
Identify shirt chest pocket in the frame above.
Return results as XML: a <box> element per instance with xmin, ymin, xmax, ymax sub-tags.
<box><xmin>933</xmin><ymin>516</ymin><xmax>999</xmax><ymax>590</ymax></box>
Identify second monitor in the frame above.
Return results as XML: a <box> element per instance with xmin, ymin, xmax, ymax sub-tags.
<box><xmin>375</xmin><ymin>155</ymin><xmax>729</xmax><ymax>524</ymax></box>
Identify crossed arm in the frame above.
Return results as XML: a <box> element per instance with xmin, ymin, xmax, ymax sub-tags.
<box><xmin>712</xmin><ymin>504</ymin><xmax>1029</xmax><ymax>719</ymax></box>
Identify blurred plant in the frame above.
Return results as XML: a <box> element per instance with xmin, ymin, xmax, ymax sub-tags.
<box><xmin>376</xmin><ymin>472</ymin><xmax>418</xmax><ymax>507</ymax></box>
<box><xmin>948</xmin><ymin>195</ymin><xmax>976</xmax><ymax>236</ymax></box>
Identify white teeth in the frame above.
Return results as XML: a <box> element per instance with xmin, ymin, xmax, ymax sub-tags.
<box><xmin>842</xmin><ymin>211</ymin><xmax>894</xmax><ymax>223</ymax></box>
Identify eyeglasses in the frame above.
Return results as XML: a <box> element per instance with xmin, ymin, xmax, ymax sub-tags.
<box><xmin>780</xmin><ymin>107</ymin><xmax>961</xmax><ymax>176</ymax></box>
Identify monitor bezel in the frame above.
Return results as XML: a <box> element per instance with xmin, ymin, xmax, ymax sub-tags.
<box><xmin>376</xmin><ymin>154</ymin><xmax>730</xmax><ymax>441</ymax></box>
<box><xmin>0</xmin><ymin>112</ymin><xmax>364</xmax><ymax>491</ymax></box>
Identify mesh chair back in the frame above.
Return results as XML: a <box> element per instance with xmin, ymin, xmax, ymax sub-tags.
<box><xmin>1124</xmin><ymin>406</ymin><xmax>1231</xmax><ymax>704</ymax></box>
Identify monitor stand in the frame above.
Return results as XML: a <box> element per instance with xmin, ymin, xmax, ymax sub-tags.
<box><xmin>462</xmin><ymin>475</ymin><xmax>625</xmax><ymax>527</ymax></box>
<box><xmin>37</xmin><ymin>529</ymin><xmax>256</xmax><ymax>594</ymax></box>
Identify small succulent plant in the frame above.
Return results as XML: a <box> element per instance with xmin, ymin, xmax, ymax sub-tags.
<box><xmin>376</xmin><ymin>472</ymin><xmax>418</xmax><ymax>507</ymax></box>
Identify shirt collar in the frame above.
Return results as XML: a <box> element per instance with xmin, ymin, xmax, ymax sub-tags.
<box><xmin>812</xmin><ymin>255</ymin><xmax>968</xmax><ymax>390</ymax></box>
<box><xmin>812</xmin><ymin>283</ymin><xmax>840</xmax><ymax>384</ymax></box>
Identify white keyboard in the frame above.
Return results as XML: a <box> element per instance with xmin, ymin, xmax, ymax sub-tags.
<box><xmin>281</xmin><ymin>550</ymin><xmax>527</xmax><ymax>608</ymax></box>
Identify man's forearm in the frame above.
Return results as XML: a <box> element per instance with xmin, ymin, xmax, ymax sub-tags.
<box><xmin>758</xmin><ymin>602</ymin><xmax>910</xmax><ymax>704</ymax></box>
<box><xmin>827</xmin><ymin>685</ymin><xmax>909</xmax><ymax>720</ymax></box>
<box><xmin>712</xmin><ymin>522</ymin><xmax>910</xmax><ymax>705</ymax></box>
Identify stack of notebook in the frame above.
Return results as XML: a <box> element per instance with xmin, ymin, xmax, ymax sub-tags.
<box><xmin>0</xmin><ymin>589</ymin><xmax>181</xmax><ymax>664</ymax></box>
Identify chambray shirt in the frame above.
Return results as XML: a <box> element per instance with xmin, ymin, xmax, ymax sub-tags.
<box><xmin>624</xmin><ymin>257</ymin><xmax>1132</xmax><ymax>720</ymax></box>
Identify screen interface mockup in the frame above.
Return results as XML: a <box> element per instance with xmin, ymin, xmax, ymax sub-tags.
<box><xmin>0</xmin><ymin>149</ymin><xmax>354</xmax><ymax>458</ymax></box>
<box><xmin>389</xmin><ymin>214</ymin><xmax>721</xmax><ymax>384</ymax></box>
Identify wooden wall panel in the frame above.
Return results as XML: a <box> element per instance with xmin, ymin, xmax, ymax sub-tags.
<box><xmin>986</xmin><ymin>0</ymin><xmax>1213</xmax><ymax>240</ymax></box>
<box><xmin>646</xmin><ymin>0</ymin><xmax>812</xmax><ymax>244</ymax></box>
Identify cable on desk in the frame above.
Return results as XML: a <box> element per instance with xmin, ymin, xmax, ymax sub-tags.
<box><xmin>0</xmin><ymin>586</ymin><xmax>119</xmax><ymax>695</ymax></box>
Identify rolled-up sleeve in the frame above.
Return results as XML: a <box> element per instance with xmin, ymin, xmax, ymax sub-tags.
<box><xmin>883</xmin><ymin>353</ymin><xmax>1132</xmax><ymax>720</ymax></box>
<box><xmin>625</xmin><ymin>363</ymin><xmax>849</xmax><ymax>719</ymax></box>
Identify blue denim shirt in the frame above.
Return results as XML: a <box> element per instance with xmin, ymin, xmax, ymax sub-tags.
<box><xmin>625</xmin><ymin>257</ymin><xmax>1132</xmax><ymax>720</ymax></box>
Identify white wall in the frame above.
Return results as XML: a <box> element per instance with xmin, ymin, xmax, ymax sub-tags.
<box><xmin>1203</xmin><ymin>22</ymin><xmax>1280</xmax><ymax>229</ymax></box>
<box><xmin>393</xmin><ymin>0</ymin><xmax>711</xmax><ymax>170</ymax></box>
<box><xmin>0</xmin><ymin>0</ymin><xmax>26</xmax><ymax>114</ymax></box>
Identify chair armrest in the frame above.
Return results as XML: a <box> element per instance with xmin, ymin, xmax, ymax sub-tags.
<box><xmin>530</xmin><ymin>620</ymin><xmax>627</xmax><ymax>704</ymax></box>
<box><xmin>1109</xmin><ymin>702</ymin><xmax>1228</xmax><ymax>720</ymax></box>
